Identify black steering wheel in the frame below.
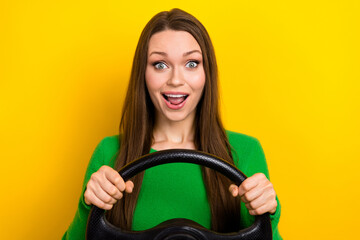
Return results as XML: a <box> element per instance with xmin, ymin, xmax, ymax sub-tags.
<box><xmin>86</xmin><ymin>149</ymin><xmax>272</xmax><ymax>240</ymax></box>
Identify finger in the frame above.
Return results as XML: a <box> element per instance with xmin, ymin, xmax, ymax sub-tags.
<box><xmin>240</xmin><ymin>185</ymin><xmax>263</xmax><ymax>203</ymax></box>
<box><xmin>91</xmin><ymin>182</ymin><xmax>118</xmax><ymax>205</ymax></box>
<box><xmin>249</xmin><ymin>203</ymin><xmax>270</xmax><ymax>216</ymax></box>
<box><xmin>84</xmin><ymin>188</ymin><xmax>92</xmax><ymax>206</ymax></box>
<box><xmin>88</xmin><ymin>193</ymin><xmax>114</xmax><ymax>210</ymax></box>
<box><xmin>125</xmin><ymin>180</ymin><xmax>134</xmax><ymax>193</ymax></box>
<box><xmin>228</xmin><ymin>184</ymin><xmax>238</xmax><ymax>197</ymax></box>
<box><xmin>245</xmin><ymin>193</ymin><xmax>266</xmax><ymax>210</ymax></box>
<box><xmin>269</xmin><ymin>200</ymin><xmax>278</xmax><ymax>214</ymax></box>
<box><xmin>104</xmin><ymin>168</ymin><xmax>126</xmax><ymax>192</ymax></box>
<box><xmin>252</xmin><ymin>185</ymin><xmax>277</xmax><ymax>214</ymax></box>
<box><xmin>247</xmin><ymin>191</ymin><xmax>277</xmax><ymax>215</ymax></box>
<box><xmin>99</xmin><ymin>177</ymin><xmax>123</xmax><ymax>200</ymax></box>
<box><xmin>238</xmin><ymin>177</ymin><xmax>259</xmax><ymax>197</ymax></box>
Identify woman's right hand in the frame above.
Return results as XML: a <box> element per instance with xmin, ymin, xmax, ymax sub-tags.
<box><xmin>84</xmin><ymin>165</ymin><xmax>134</xmax><ymax>210</ymax></box>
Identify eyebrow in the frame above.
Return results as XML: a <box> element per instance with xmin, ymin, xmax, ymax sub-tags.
<box><xmin>183</xmin><ymin>50</ymin><xmax>202</xmax><ymax>56</ymax></box>
<box><xmin>149</xmin><ymin>50</ymin><xmax>202</xmax><ymax>57</ymax></box>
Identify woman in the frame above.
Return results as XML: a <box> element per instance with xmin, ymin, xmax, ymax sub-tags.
<box><xmin>63</xmin><ymin>8</ymin><xmax>282</xmax><ymax>239</ymax></box>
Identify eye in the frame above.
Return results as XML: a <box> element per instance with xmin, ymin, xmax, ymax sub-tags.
<box><xmin>185</xmin><ymin>60</ymin><xmax>199</xmax><ymax>68</ymax></box>
<box><xmin>153</xmin><ymin>62</ymin><xmax>168</xmax><ymax>70</ymax></box>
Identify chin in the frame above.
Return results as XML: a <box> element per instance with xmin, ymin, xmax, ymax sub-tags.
<box><xmin>165</xmin><ymin>115</ymin><xmax>187</xmax><ymax>122</ymax></box>
<box><xmin>163</xmin><ymin>112</ymin><xmax>191</xmax><ymax>122</ymax></box>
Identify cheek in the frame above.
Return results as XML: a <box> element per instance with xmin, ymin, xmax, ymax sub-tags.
<box><xmin>186</xmin><ymin>70</ymin><xmax>206</xmax><ymax>91</ymax></box>
<box><xmin>145</xmin><ymin>67</ymin><xmax>169</xmax><ymax>91</ymax></box>
<box><xmin>145</xmin><ymin>68</ymin><xmax>167</xmax><ymax>110</ymax></box>
<box><xmin>145</xmin><ymin>68</ymin><xmax>160</xmax><ymax>95</ymax></box>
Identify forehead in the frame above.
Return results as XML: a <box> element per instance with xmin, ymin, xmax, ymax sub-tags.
<box><xmin>148</xmin><ymin>30</ymin><xmax>201</xmax><ymax>55</ymax></box>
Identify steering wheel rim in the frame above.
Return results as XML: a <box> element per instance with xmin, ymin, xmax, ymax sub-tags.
<box><xmin>86</xmin><ymin>149</ymin><xmax>272</xmax><ymax>240</ymax></box>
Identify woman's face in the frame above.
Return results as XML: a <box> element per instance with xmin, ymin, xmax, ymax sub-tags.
<box><xmin>145</xmin><ymin>30</ymin><xmax>205</xmax><ymax>123</ymax></box>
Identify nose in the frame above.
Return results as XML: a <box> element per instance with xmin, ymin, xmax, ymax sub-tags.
<box><xmin>167</xmin><ymin>67</ymin><xmax>185</xmax><ymax>87</ymax></box>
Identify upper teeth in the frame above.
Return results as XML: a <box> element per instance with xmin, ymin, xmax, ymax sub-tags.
<box><xmin>165</xmin><ymin>94</ymin><xmax>187</xmax><ymax>98</ymax></box>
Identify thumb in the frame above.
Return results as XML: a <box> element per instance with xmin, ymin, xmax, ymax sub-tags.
<box><xmin>125</xmin><ymin>180</ymin><xmax>134</xmax><ymax>193</ymax></box>
<box><xmin>229</xmin><ymin>184</ymin><xmax>239</xmax><ymax>197</ymax></box>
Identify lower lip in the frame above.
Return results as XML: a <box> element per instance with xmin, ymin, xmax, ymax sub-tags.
<box><xmin>163</xmin><ymin>96</ymin><xmax>188</xmax><ymax>110</ymax></box>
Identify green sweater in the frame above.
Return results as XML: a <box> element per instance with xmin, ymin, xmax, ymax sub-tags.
<box><xmin>62</xmin><ymin>130</ymin><xmax>282</xmax><ymax>239</ymax></box>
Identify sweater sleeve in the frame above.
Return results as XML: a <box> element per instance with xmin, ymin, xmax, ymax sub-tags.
<box><xmin>61</xmin><ymin>139</ymin><xmax>106</xmax><ymax>240</ymax></box>
<box><xmin>229</xmin><ymin>132</ymin><xmax>282</xmax><ymax>240</ymax></box>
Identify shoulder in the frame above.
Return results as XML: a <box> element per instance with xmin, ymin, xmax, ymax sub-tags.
<box><xmin>97</xmin><ymin>135</ymin><xmax>120</xmax><ymax>151</ymax></box>
<box><xmin>91</xmin><ymin>135</ymin><xmax>120</xmax><ymax>168</ymax></box>
<box><xmin>225</xmin><ymin>130</ymin><xmax>262</xmax><ymax>150</ymax></box>
<box><xmin>225</xmin><ymin>130</ymin><xmax>265</xmax><ymax>171</ymax></box>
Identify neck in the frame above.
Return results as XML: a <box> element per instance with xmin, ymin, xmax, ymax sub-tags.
<box><xmin>152</xmin><ymin>112</ymin><xmax>196</xmax><ymax>150</ymax></box>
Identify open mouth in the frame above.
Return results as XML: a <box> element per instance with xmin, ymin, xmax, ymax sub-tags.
<box><xmin>162</xmin><ymin>93</ymin><xmax>189</xmax><ymax>105</ymax></box>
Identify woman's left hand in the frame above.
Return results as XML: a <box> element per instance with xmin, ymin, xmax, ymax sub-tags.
<box><xmin>229</xmin><ymin>173</ymin><xmax>277</xmax><ymax>215</ymax></box>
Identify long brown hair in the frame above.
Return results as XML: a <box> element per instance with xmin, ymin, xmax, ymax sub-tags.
<box><xmin>106</xmin><ymin>8</ymin><xmax>240</xmax><ymax>233</ymax></box>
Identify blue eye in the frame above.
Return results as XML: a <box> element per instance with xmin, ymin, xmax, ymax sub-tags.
<box><xmin>153</xmin><ymin>62</ymin><xmax>168</xmax><ymax>70</ymax></box>
<box><xmin>186</xmin><ymin>61</ymin><xmax>199</xmax><ymax>68</ymax></box>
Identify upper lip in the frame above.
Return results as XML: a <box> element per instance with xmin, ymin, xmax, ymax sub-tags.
<box><xmin>161</xmin><ymin>91</ymin><xmax>189</xmax><ymax>97</ymax></box>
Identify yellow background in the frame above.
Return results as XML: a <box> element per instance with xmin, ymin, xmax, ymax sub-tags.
<box><xmin>1</xmin><ymin>0</ymin><xmax>359</xmax><ymax>239</ymax></box>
